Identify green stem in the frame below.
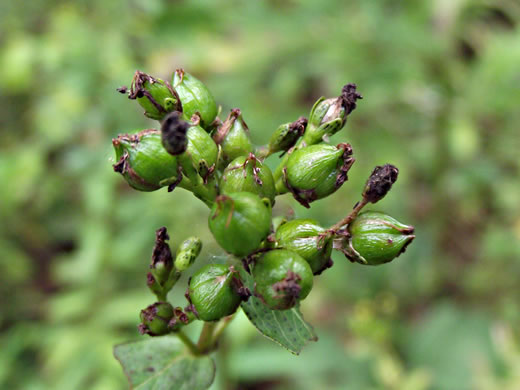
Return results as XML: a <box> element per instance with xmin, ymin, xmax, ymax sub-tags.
<box><xmin>329</xmin><ymin>198</ymin><xmax>368</xmax><ymax>232</ymax></box>
<box><xmin>211</xmin><ymin>315</ymin><xmax>235</xmax><ymax>349</ymax></box>
<box><xmin>176</xmin><ymin>329</ymin><xmax>201</xmax><ymax>356</ymax></box>
<box><xmin>197</xmin><ymin>321</ymin><xmax>217</xmax><ymax>354</ymax></box>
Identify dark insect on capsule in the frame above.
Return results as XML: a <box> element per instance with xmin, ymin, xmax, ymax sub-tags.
<box><xmin>161</xmin><ymin>112</ymin><xmax>190</xmax><ymax>156</ymax></box>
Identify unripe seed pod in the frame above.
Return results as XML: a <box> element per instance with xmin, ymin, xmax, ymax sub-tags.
<box><xmin>220</xmin><ymin>154</ymin><xmax>276</xmax><ymax>205</ymax></box>
<box><xmin>121</xmin><ymin>71</ymin><xmax>181</xmax><ymax>120</ymax></box>
<box><xmin>213</xmin><ymin>109</ymin><xmax>253</xmax><ymax>168</ymax></box>
<box><xmin>175</xmin><ymin>236</ymin><xmax>202</xmax><ymax>271</ymax></box>
<box><xmin>275</xmin><ymin>219</ymin><xmax>333</xmax><ymax>275</ymax></box>
<box><xmin>188</xmin><ymin>264</ymin><xmax>242</xmax><ymax>321</ymax></box>
<box><xmin>283</xmin><ymin>143</ymin><xmax>354</xmax><ymax>208</ymax></box>
<box><xmin>173</xmin><ymin>69</ymin><xmax>218</xmax><ymax>130</ymax></box>
<box><xmin>303</xmin><ymin>84</ymin><xmax>362</xmax><ymax>145</ymax></box>
<box><xmin>253</xmin><ymin>249</ymin><xmax>313</xmax><ymax>310</ymax></box>
<box><xmin>268</xmin><ymin>117</ymin><xmax>307</xmax><ymax>155</ymax></box>
<box><xmin>177</xmin><ymin>124</ymin><xmax>218</xmax><ymax>182</ymax></box>
<box><xmin>138</xmin><ymin>302</ymin><xmax>174</xmax><ymax>336</ymax></box>
<box><xmin>344</xmin><ymin>211</ymin><xmax>415</xmax><ymax>265</ymax></box>
<box><xmin>112</xmin><ymin>130</ymin><xmax>181</xmax><ymax>192</ymax></box>
<box><xmin>209</xmin><ymin>192</ymin><xmax>272</xmax><ymax>257</ymax></box>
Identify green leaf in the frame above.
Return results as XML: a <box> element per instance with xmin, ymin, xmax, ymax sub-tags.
<box><xmin>114</xmin><ymin>336</ymin><xmax>215</xmax><ymax>390</ymax></box>
<box><xmin>239</xmin><ymin>269</ymin><xmax>318</xmax><ymax>355</ymax></box>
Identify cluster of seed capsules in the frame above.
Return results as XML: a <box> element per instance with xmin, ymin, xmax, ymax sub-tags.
<box><xmin>113</xmin><ymin>70</ymin><xmax>416</xmax><ymax>336</ymax></box>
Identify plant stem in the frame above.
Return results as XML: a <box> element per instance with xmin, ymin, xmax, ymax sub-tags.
<box><xmin>197</xmin><ymin>321</ymin><xmax>217</xmax><ymax>354</ymax></box>
<box><xmin>211</xmin><ymin>315</ymin><xmax>235</xmax><ymax>349</ymax></box>
<box><xmin>176</xmin><ymin>329</ymin><xmax>201</xmax><ymax>356</ymax></box>
<box><xmin>329</xmin><ymin>198</ymin><xmax>368</xmax><ymax>232</ymax></box>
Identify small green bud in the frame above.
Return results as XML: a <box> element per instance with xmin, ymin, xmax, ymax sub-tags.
<box><xmin>138</xmin><ymin>302</ymin><xmax>174</xmax><ymax>336</ymax></box>
<box><xmin>213</xmin><ymin>109</ymin><xmax>253</xmax><ymax>167</ymax></box>
<box><xmin>275</xmin><ymin>219</ymin><xmax>333</xmax><ymax>275</ymax></box>
<box><xmin>362</xmin><ymin>164</ymin><xmax>399</xmax><ymax>203</ymax></box>
<box><xmin>113</xmin><ymin>130</ymin><xmax>182</xmax><ymax>192</ymax></box>
<box><xmin>268</xmin><ymin>117</ymin><xmax>307</xmax><ymax>155</ymax></box>
<box><xmin>343</xmin><ymin>211</ymin><xmax>415</xmax><ymax>265</ymax></box>
<box><xmin>161</xmin><ymin>112</ymin><xmax>190</xmax><ymax>156</ymax></box>
<box><xmin>302</xmin><ymin>84</ymin><xmax>362</xmax><ymax>145</ymax></box>
<box><xmin>188</xmin><ymin>264</ymin><xmax>243</xmax><ymax>321</ymax></box>
<box><xmin>220</xmin><ymin>154</ymin><xmax>276</xmax><ymax>205</ymax></box>
<box><xmin>120</xmin><ymin>71</ymin><xmax>181</xmax><ymax>120</ymax></box>
<box><xmin>173</xmin><ymin>69</ymin><xmax>218</xmax><ymax>130</ymax></box>
<box><xmin>253</xmin><ymin>249</ymin><xmax>313</xmax><ymax>310</ymax></box>
<box><xmin>283</xmin><ymin>143</ymin><xmax>355</xmax><ymax>208</ymax></box>
<box><xmin>175</xmin><ymin>236</ymin><xmax>202</xmax><ymax>271</ymax></box>
<box><xmin>208</xmin><ymin>192</ymin><xmax>272</xmax><ymax>257</ymax></box>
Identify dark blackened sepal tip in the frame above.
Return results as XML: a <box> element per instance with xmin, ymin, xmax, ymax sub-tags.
<box><xmin>151</xmin><ymin>227</ymin><xmax>172</xmax><ymax>268</ymax></box>
<box><xmin>362</xmin><ymin>164</ymin><xmax>399</xmax><ymax>203</ymax></box>
<box><xmin>340</xmin><ymin>83</ymin><xmax>363</xmax><ymax>115</ymax></box>
<box><xmin>161</xmin><ymin>112</ymin><xmax>190</xmax><ymax>156</ymax></box>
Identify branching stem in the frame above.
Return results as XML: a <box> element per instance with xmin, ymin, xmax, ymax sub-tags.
<box><xmin>176</xmin><ymin>329</ymin><xmax>201</xmax><ymax>356</ymax></box>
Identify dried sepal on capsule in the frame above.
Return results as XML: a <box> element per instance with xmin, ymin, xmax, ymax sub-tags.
<box><xmin>208</xmin><ymin>192</ymin><xmax>272</xmax><ymax>257</ymax></box>
<box><xmin>338</xmin><ymin>211</ymin><xmax>415</xmax><ymax>265</ymax></box>
<box><xmin>220</xmin><ymin>154</ymin><xmax>276</xmax><ymax>205</ymax></box>
<box><xmin>275</xmin><ymin>219</ymin><xmax>333</xmax><ymax>275</ymax></box>
<box><xmin>253</xmin><ymin>249</ymin><xmax>313</xmax><ymax>310</ymax></box>
<box><xmin>173</xmin><ymin>69</ymin><xmax>218</xmax><ymax>130</ymax></box>
<box><xmin>302</xmin><ymin>84</ymin><xmax>362</xmax><ymax>146</ymax></box>
<box><xmin>119</xmin><ymin>71</ymin><xmax>181</xmax><ymax>120</ymax></box>
<box><xmin>213</xmin><ymin>109</ymin><xmax>253</xmax><ymax>168</ymax></box>
<box><xmin>112</xmin><ymin>129</ymin><xmax>182</xmax><ymax>192</ymax></box>
<box><xmin>188</xmin><ymin>264</ymin><xmax>246</xmax><ymax>321</ymax></box>
<box><xmin>283</xmin><ymin>143</ymin><xmax>355</xmax><ymax>208</ymax></box>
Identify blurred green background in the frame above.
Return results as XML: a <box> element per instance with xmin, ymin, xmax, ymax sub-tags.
<box><xmin>1</xmin><ymin>0</ymin><xmax>520</xmax><ymax>389</ymax></box>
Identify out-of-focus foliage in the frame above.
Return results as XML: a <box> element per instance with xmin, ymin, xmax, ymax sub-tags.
<box><xmin>1</xmin><ymin>0</ymin><xmax>519</xmax><ymax>389</ymax></box>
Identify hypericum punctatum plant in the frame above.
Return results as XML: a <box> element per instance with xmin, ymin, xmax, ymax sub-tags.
<box><xmin>112</xmin><ymin>69</ymin><xmax>416</xmax><ymax>389</ymax></box>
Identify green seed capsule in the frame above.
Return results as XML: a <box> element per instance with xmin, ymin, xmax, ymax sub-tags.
<box><xmin>268</xmin><ymin>117</ymin><xmax>307</xmax><ymax>155</ymax></box>
<box><xmin>175</xmin><ymin>236</ymin><xmax>202</xmax><ymax>271</ymax></box>
<box><xmin>112</xmin><ymin>130</ymin><xmax>182</xmax><ymax>192</ymax></box>
<box><xmin>220</xmin><ymin>154</ymin><xmax>276</xmax><ymax>205</ymax></box>
<box><xmin>138</xmin><ymin>302</ymin><xmax>175</xmax><ymax>336</ymax></box>
<box><xmin>213</xmin><ymin>109</ymin><xmax>253</xmax><ymax>168</ymax></box>
<box><xmin>283</xmin><ymin>143</ymin><xmax>354</xmax><ymax>208</ymax></box>
<box><xmin>188</xmin><ymin>264</ymin><xmax>242</xmax><ymax>321</ymax></box>
<box><xmin>345</xmin><ymin>211</ymin><xmax>415</xmax><ymax>265</ymax></box>
<box><xmin>173</xmin><ymin>69</ymin><xmax>218</xmax><ymax>130</ymax></box>
<box><xmin>302</xmin><ymin>84</ymin><xmax>362</xmax><ymax>146</ymax></box>
<box><xmin>253</xmin><ymin>249</ymin><xmax>313</xmax><ymax>310</ymax></box>
<box><xmin>120</xmin><ymin>71</ymin><xmax>180</xmax><ymax>120</ymax></box>
<box><xmin>275</xmin><ymin>219</ymin><xmax>333</xmax><ymax>275</ymax></box>
<box><xmin>208</xmin><ymin>192</ymin><xmax>272</xmax><ymax>257</ymax></box>
<box><xmin>177</xmin><ymin>124</ymin><xmax>218</xmax><ymax>183</ymax></box>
